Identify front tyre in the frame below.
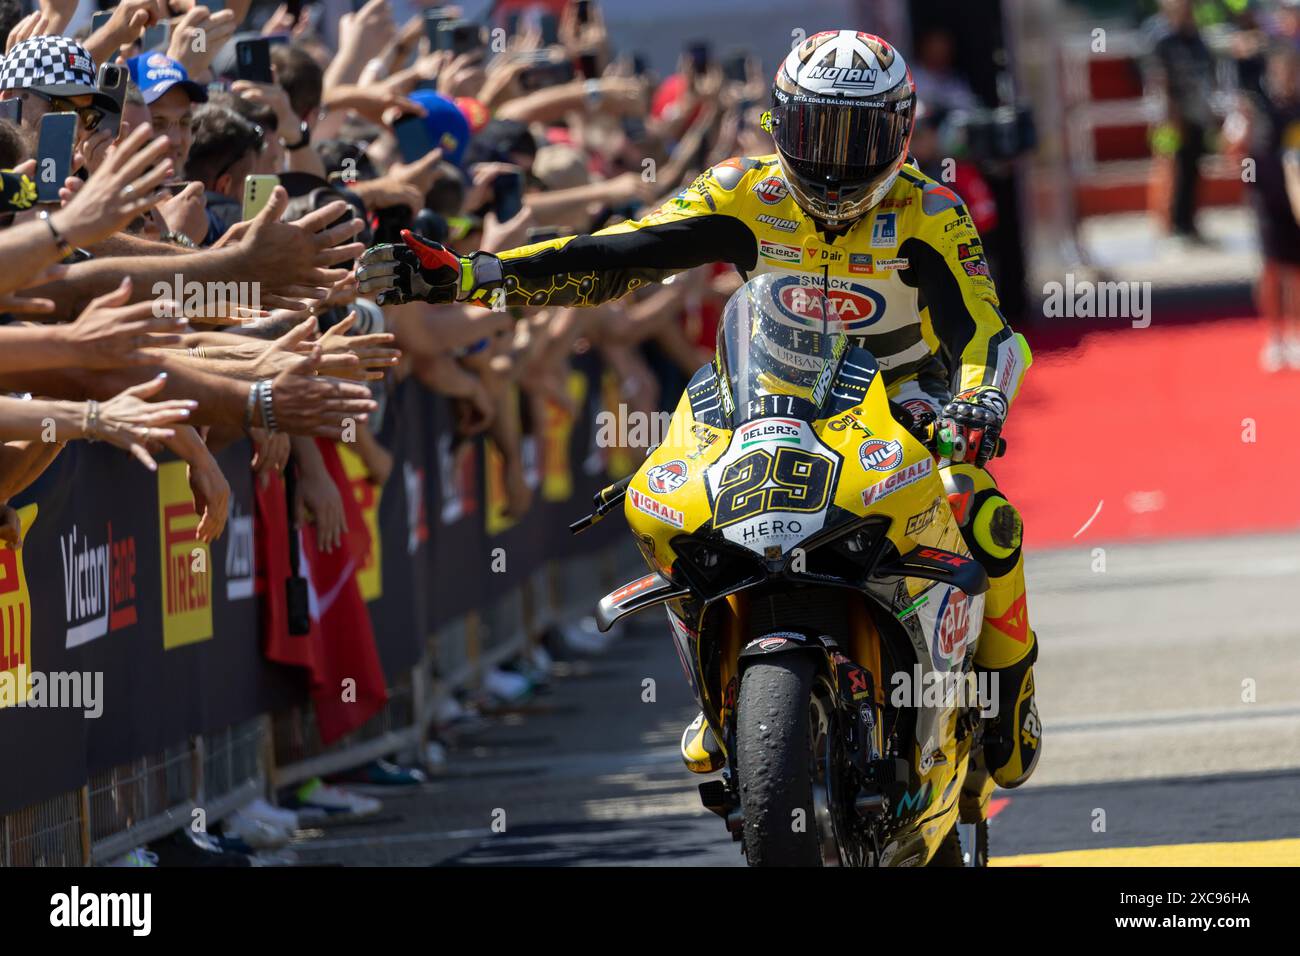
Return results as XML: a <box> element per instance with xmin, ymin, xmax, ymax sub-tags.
<box><xmin>735</xmin><ymin>655</ymin><xmax>823</xmax><ymax>866</ymax></box>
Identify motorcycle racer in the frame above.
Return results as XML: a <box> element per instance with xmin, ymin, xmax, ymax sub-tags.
<box><xmin>358</xmin><ymin>30</ymin><xmax>1040</xmax><ymax>789</ymax></box>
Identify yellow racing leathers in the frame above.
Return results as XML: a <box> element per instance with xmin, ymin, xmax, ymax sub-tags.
<box><xmin>460</xmin><ymin>155</ymin><xmax>1040</xmax><ymax>787</ymax></box>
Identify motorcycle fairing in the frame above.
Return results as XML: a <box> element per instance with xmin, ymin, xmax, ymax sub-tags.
<box><xmin>686</xmin><ymin>362</ymin><xmax>729</xmax><ymax>430</ymax></box>
<box><xmin>703</xmin><ymin>417</ymin><xmax>843</xmax><ymax>556</ymax></box>
<box><xmin>595</xmin><ymin>570</ymin><xmax>691</xmax><ymax>632</ymax></box>
<box><xmin>874</xmin><ymin>544</ymin><xmax>990</xmax><ymax>595</ymax></box>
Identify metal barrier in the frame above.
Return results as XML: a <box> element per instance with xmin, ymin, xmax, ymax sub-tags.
<box><xmin>1</xmin><ymin>787</ymin><xmax>84</xmax><ymax>866</ymax></box>
<box><xmin>0</xmin><ymin>542</ymin><xmax>624</xmax><ymax>866</ymax></box>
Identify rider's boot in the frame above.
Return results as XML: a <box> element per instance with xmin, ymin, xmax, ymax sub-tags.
<box><xmin>681</xmin><ymin>711</ymin><xmax>724</xmax><ymax>773</ymax></box>
<box><xmin>943</xmin><ymin>464</ymin><xmax>1041</xmax><ymax>789</ymax></box>
<box><xmin>977</xmin><ymin>625</ymin><xmax>1039</xmax><ymax>788</ymax></box>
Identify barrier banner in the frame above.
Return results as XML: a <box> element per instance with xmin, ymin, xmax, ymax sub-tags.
<box><xmin>425</xmin><ymin>390</ymin><xmax>489</xmax><ymax>626</ymax></box>
<box><xmin>0</xmin><ymin>440</ymin><xmax>289</xmax><ymax>813</ymax></box>
<box><xmin>351</xmin><ymin>380</ymin><xmax>430</xmax><ymax>680</ymax></box>
<box><xmin>0</xmin><ymin>356</ymin><xmax>637</xmax><ymax>816</ymax></box>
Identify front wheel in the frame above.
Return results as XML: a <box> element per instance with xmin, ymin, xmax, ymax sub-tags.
<box><xmin>736</xmin><ymin>655</ymin><xmax>820</xmax><ymax>866</ymax></box>
<box><xmin>735</xmin><ymin>654</ymin><xmax>865</xmax><ymax>866</ymax></box>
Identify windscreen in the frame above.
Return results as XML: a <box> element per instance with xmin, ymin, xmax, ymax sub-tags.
<box><xmin>715</xmin><ymin>273</ymin><xmax>848</xmax><ymax>426</ymax></box>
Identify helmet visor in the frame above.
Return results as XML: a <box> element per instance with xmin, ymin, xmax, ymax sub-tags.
<box><xmin>773</xmin><ymin>96</ymin><xmax>914</xmax><ymax>182</ymax></box>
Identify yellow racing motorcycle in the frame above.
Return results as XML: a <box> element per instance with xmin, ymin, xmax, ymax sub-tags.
<box><xmin>572</xmin><ymin>273</ymin><xmax>1000</xmax><ymax>867</ymax></box>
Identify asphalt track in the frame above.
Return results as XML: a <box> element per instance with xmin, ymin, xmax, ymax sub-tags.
<box><xmin>293</xmin><ymin>532</ymin><xmax>1300</xmax><ymax>867</ymax></box>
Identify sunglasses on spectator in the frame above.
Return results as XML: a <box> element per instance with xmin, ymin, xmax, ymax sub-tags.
<box><xmin>28</xmin><ymin>90</ymin><xmax>105</xmax><ymax>132</ymax></box>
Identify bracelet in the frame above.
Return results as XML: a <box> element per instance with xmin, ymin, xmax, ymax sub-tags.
<box><xmin>39</xmin><ymin>210</ymin><xmax>74</xmax><ymax>259</ymax></box>
<box><xmin>162</xmin><ymin>230</ymin><xmax>197</xmax><ymax>249</ymax></box>
<box><xmin>257</xmin><ymin>379</ymin><xmax>278</xmax><ymax>433</ymax></box>
<box><xmin>284</xmin><ymin>120</ymin><xmax>311</xmax><ymax>151</ymax></box>
<box><xmin>244</xmin><ymin>380</ymin><xmax>259</xmax><ymax>429</ymax></box>
<box><xmin>82</xmin><ymin>400</ymin><xmax>100</xmax><ymax>442</ymax></box>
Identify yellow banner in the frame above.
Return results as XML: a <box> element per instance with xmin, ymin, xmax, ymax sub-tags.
<box><xmin>540</xmin><ymin>372</ymin><xmax>587</xmax><ymax>502</ymax></box>
<box><xmin>0</xmin><ymin>503</ymin><xmax>37</xmax><ymax>707</ymax></box>
<box><xmin>337</xmin><ymin>443</ymin><xmax>382</xmax><ymax>601</ymax></box>
<box><xmin>158</xmin><ymin>461</ymin><xmax>212</xmax><ymax>649</ymax></box>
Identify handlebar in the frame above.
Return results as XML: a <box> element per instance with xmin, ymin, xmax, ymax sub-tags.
<box><xmin>568</xmin><ymin>474</ymin><xmax>634</xmax><ymax>535</ymax></box>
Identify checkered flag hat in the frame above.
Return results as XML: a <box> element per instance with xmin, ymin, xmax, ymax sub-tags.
<box><xmin>0</xmin><ymin>35</ymin><xmax>116</xmax><ymax>111</ymax></box>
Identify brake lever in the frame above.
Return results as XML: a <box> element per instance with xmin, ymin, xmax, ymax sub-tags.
<box><xmin>568</xmin><ymin>474</ymin><xmax>634</xmax><ymax>535</ymax></box>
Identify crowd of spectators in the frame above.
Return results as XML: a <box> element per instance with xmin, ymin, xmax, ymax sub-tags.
<box><xmin>0</xmin><ymin>0</ymin><xmax>767</xmax><ymax>548</ymax></box>
<box><xmin>1139</xmin><ymin>0</ymin><xmax>1300</xmax><ymax>368</ymax></box>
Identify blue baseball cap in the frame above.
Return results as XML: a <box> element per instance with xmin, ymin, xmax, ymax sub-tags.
<box><xmin>127</xmin><ymin>52</ymin><xmax>208</xmax><ymax>106</ymax></box>
<box><xmin>409</xmin><ymin>89</ymin><xmax>470</xmax><ymax>168</ymax></box>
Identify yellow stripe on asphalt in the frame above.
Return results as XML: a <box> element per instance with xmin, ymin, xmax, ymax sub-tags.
<box><xmin>992</xmin><ymin>839</ymin><xmax>1300</xmax><ymax>867</ymax></box>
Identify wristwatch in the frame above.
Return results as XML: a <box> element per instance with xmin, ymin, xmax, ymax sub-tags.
<box><xmin>284</xmin><ymin>119</ymin><xmax>311</xmax><ymax>151</ymax></box>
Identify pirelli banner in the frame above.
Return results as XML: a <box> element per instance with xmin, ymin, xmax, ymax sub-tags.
<box><xmin>0</xmin><ymin>363</ymin><xmax>627</xmax><ymax>815</ymax></box>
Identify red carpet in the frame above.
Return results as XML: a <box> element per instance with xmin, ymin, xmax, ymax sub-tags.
<box><xmin>991</xmin><ymin>316</ymin><xmax>1300</xmax><ymax>550</ymax></box>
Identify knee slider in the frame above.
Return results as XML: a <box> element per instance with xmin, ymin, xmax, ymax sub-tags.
<box><xmin>962</xmin><ymin>493</ymin><xmax>1022</xmax><ymax>577</ymax></box>
<box><xmin>976</xmin><ymin>496</ymin><xmax>1022</xmax><ymax>554</ymax></box>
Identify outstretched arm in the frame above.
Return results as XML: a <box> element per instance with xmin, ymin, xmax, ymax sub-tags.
<box><xmin>358</xmin><ymin>160</ymin><xmax>763</xmax><ymax>309</ymax></box>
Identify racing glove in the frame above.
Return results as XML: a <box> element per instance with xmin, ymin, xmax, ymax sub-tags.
<box><xmin>937</xmin><ymin>387</ymin><xmax>1008</xmax><ymax>467</ymax></box>
<box><xmin>356</xmin><ymin>230</ymin><xmax>505</xmax><ymax>307</ymax></box>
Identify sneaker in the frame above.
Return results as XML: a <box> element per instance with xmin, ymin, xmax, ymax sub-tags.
<box><xmin>330</xmin><ymin>758</ymin><xmax>426</xmax><ymax>786</ymax></box>
<box><xmin>149</xmin><ymin>829</ymin><xmax>251</xmax><ymax>867</ymax></box>
<box><xmin>211</xmin><ymin>832</ymin><xmax>257</xmax><ymax>855</ymax></box>
<box><xmin>559</xmin><ymin>616</ymin><xmax>614</xmax><ymax>655</ymax></box>
<box><xmin>248</xmin><ymin>847</ymin><xmax>299</xmax><ymax>867</ymax></box>
<box><xmin>434</xmin><ymin>694</ymin><xmax>467</xmax><ymax>726</ymax></box>
<box><xmin>286</xmin><ymin>778</ymin><xmax>382</xmax><ymax>819</ymax></box>
<box><xmin>107</xmin><ymin>847</ymin><xmax>158</xmax><ymax>867</ymax></box>
<box><xmin>528</xmin><ymin>642</ymin><xmax>554</xmax><ymax>674</ymax></box>
<box><xmin>501</xmin><ymin>653</ymin><xmax>550</xmax><ymax>690</ymax></box>
<box><xmin>482</xmin><ymin>666</ymin><xmax>533</xmax><ymax>704</ymax></box>
<box><xmin>241</xmin><ymin>798</ymin><xmax>300</xmax><ymax>832</ymax></box>
<box><xmin>222</xmin><ymin>810</ymin><xmax>293</xmax><ymax>849</ymax></box>
<box><xmin>424</xmin><ymin>739</ymin><xmax>448</xmax><ymax>772</ymax></box>
<box><xmin>433</xmin><ymin>694</ymin><xmax>487</xmax><ymax>733</ymax></box>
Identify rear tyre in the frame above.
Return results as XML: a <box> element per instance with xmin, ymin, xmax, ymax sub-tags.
<box><xmin>970</xmin><ymin>818</ymin><xmax>990</xmax><ymax>866</ymax></box>
<box><xmin>928</xmin><ymin>826</ymin><xmax>965</xmax><ymax>867</ymax></box>
<box><xmin>735</xmin><ymin>655</ymin><xmax>822</xmax><ymax>866</ymax></box>
<box><xmin>928</xmin><ymin>819</ymin><xmax>990</xmax><ymax>867</ymax></box>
